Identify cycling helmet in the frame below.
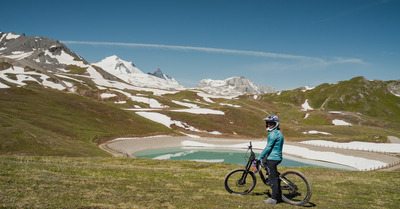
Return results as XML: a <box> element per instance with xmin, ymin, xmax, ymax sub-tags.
<box><xmin>264</xmin><ymin>115</ymin><xmax>280</xmax><ymax>132</ymax></box>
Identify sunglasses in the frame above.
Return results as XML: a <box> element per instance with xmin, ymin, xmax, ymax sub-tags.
<box><xmin>266</xmin><ymin>122</ymin><xmax>275</xmax><ymax>127</ymax></box>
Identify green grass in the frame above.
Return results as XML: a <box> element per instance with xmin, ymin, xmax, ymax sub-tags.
<box><xmin>0</xmin><ymin>87</ymin><xmax>178</xmax><ymax>156</ymax></box>
<box><xmin>0</xmin><ymin>156</ymin><xmax>399</xmax><ymax>208</ymax></box>
<box><xmin>65</xmin><ymin>65</ymin><xmax>88</xmax><ymax>75</ymax></box>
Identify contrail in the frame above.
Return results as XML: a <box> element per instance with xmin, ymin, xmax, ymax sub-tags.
<box><xmin>61</xmin><ymin>40</ymin><xmax>364</xmax><ymax>64</ymax></box>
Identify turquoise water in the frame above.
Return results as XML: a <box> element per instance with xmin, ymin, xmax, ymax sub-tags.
<box><xmin>133</xmin><ymin>147</ymin><xmax>356</xmax><ymax>170</ymax></box>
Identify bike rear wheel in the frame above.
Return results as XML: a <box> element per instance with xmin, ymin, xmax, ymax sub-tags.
<box><xmin>280</xmin><ymin>170</ymin><xmax>312</xmax><ymax>206</ymax></box>
<box><xmin>224</xmin><ymin>168</ymin><xmax>256</xmax><ymax>195</ymax></box>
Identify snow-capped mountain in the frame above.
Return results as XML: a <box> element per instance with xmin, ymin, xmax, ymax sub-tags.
<box><xmin>1</xmin><ymin>31</ymin><xmax>276</xmax><ymax>96</ymax></box>
<box><xmin>197</xmin><ymin>76</ymin><xmax>276</xmax><ymax>96</ymax></box>
<box><xmin>92</xmin><ymin>55</ymin><xmax>184</xmax><ymax>90</ymax></box>
<box><xmin>0</xmin><ymin>31</ymin><xmax>87</xmax><ymax>71</ymax></box>
<box><xmin>148</xmin><ymin>68</ymin><xmax>180</xmax><ymax>86</ymax></box>
<box><xmin>93</xmin><ymin>55</ymin><xmax>142</xmax><ymax>75</ymax></box>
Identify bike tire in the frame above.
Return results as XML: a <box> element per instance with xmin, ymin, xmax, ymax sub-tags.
<box><xmin>280</xmin><ymin>170</ymin><xmax>312</xmax><ymax>206</ymax></box>
<box><xmin>224</xmin><ymin>168</ymin><xmax>257</xmax><ymax>195</ymax></box>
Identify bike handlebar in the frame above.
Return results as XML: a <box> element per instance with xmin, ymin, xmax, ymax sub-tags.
<box><xmin>248</xmin><ymin>141</ymin><xmax>253</xmax><ymax>150</ymax></box>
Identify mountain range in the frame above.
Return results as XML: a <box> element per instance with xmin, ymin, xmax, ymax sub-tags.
<box><xmin>1</xmin><ymin>30</ymin><xmax>400</xmax><ymax>157</ymax></box>
<box><xmin>0</xmin><ymin>31</ymin><xmax>274</xmax><ymax>95</ymax></box>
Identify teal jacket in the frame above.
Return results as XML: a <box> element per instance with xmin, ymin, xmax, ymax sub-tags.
<box><xmin>257</xmin><ymin>129</ymin><xmax>284</xmax><ymax>161</ymax></box>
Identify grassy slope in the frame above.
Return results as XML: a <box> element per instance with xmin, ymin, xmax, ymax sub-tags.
<box><xmin>0</xmin><ymin>87</ymin><xmax>177</xmax><ymax>156</ymax></box>
<box><xmin>0</xmin><ymin>156</ymin><xmax>399</xmax><ymax>208</ymax></box>
<box><xmin>252</xmin><ymin>77</ymin><xmax>400</xmax><ymax>142</ymax></box>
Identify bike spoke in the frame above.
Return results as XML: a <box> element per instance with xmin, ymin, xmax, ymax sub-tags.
<box><xmin>224</xmin><ymin>169</ymin><xmax>256</xmax><ymax>194</ymax></box>
<box><xmin>280</xmin><ymin>171</ymin><xmax>311</xmax><ymax>205</ymax></box>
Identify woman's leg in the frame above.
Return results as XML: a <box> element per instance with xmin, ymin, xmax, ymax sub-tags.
<box><xmin>265</xmin><ymin>159</ymin><xmax>281</xmax><ymax>200</ymax></box>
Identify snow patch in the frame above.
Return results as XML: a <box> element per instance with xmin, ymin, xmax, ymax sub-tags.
<box><xmin>171</xmin><ymin>100</ymin><xmax>199</xmax><ymax>108</ymax></box>
<box><xmin>390</xmin><ymin>91</ymin><xmax>400</xmax><ymax>97</ymax></box>
<box><xmin>5</xmin><ymin>33</ymin><xmax>20</xmax><ymax>40</ymax></box>
<box><xmin>302</xmin><ymin>86</ymin><xmax>315</xmax><ymax>92</ymax></box>
<box><xmin>282</xmin><ymin>144</ymin><xmax>386</xmax><ymax>171</ymax></box>
<box><xmin>220</xmin><ymin>103</ymin><xmax>241</xmax><ymax>108</ymax></box>
<box><xmin>303</xmin><ymin>130</ymin><xmax>332</xmax><ymax>135</ymax></box>
<box><xmin>0</xmin><ymin>66</ymin><xmax>65</xmax><ymax>90</ymax></box>
<box><xmin>101</xmin><ymin>93</ymin><xmax>117</xmax><ymax>99</ymax></box>
<box><xmin>44</xmin><ymin>50</ymin><xmax>87</xmax><ymax>67</ymax></box>
<box><xmin>153</xmin><ymin>150</ymin><xmax>196</xmax><ymax>160</ymax></box>
<box><xmin>3</xmin><ymin>51</ymin><xmax>34</xmax><ymax>60</ymax></box>
<box><xmin>136</xmin><ymin>112</ymin><xmax>173</xmax><ymax>128</ymax></box>
<box><xmin>171</xmin><ymin>108</ymin><xmax>225</xmax><ymax>115</ymax></box>
<box><xmin>301</xmin><ymin>99</ymin><xmax>313</xmax><ymax>111</ymax></box>
<box><xmin>300</xmin><ymin>140</ymin><xmax>400</xmax><ymax>154</ymax></box>
<box><xmin>329</xmin><ymin>111</ymin><xmax>345</xmax><ymax>114</ymax></box>
<box><xmin>0</xmin><ymin>81</ymin><xmax>9</xmax><ymax>88</ymax></box>
<box><xmin>114</xmin><ymin>89</ymin><xmax>167</xmax><ymax>108</ymax></box>
<box><xmin>332</xmin><ymin>119</ymin><xmax>351</xmax><ymax>126</ymax></box>
<box><xmin>136</xmin><ymin>112</ymin><xmax>222</xmax><ymax>135</ymax></box>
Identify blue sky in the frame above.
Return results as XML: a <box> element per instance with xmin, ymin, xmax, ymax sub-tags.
<box><xmin>1</xmin><ymin>0</ymin><xmax>399</xmax><ymax>90</ymax></box>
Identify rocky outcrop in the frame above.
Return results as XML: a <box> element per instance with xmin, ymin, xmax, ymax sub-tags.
<box><xmin>197</xmin><ymin>76</ymin><xmax>276</xmax><ymax>96</ymax></box>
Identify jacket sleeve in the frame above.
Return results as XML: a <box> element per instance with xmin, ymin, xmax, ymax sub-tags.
<box><xmin>257</xmin><ymin>132</ymin><xmax>277</xmax><ymax>161</ymax></box>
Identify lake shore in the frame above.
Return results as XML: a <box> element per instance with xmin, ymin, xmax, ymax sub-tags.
<box><xmin>101</xmin><ymin>136</ymin><xmax>400</xmax><ymax>171</ymax></box>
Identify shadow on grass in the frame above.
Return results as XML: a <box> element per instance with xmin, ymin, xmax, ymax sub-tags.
<box><xmin>251</xmin><ymin>190</ymin><xmax>316</xmax><ymax>207</ymax></box>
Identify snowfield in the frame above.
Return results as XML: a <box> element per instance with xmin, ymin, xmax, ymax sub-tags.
<box><xmin>181</xmin><ymin>139</ymin><xmax>395</xmax><ymax>171</ymax></box>
<box><xmin>2</xmin><ymin>51</ymin><xmax>34</xmax><ymax>60</ymax></box>
<box><xmin>171</xmin><ymin>100</ymin><xmax>200</xmax><ymax>108</ymax></box>
<box><xmin>92</xmin><ymin>55</ymin><xmax>183</xmax><ymax>90</ymax></box>
<box><xmin>171</xmin><ymin>108</ymin><xmax>225</xmax><ymax>115</ymax></box>
<box><xmin>44</xmin><ymin>49</ymin><xmax>88</xmax><ymax>67</ymax></box>
<box><xmin>85</xmin><ymin>65</ymin><xmax>178</xmax><ymax>96</ymax></box>
<box><xmin>135</xmin><ymin>112</ymin><xmax>222</xmax><ymax>136</ymax></box>
<box><xmin>100</xmin><ymin>93</ymin><xmax>117</xmax><ymax>99</ymax></box>
<box><xmin>332</xmin><ymin>119</ymin><xmax>352</xmax><ymax>126</ymax></box>
<box><xmin>301</xmin><ymin>99</ymin><xmax>313</xmax><ymax>111</ymax></box>
<box><xmin>0</xmin><ymin>66</ymin><xmax>66</xmax><ymax>90</ymax></box>
<box><xmin>0</xmin><ymin>81</ymin><xmax>9</xmax><ymax>88</ymax></box>
<box><xmin>300</xmin><ymin>140</ymin><xmax>400</xmax><ymax>153</ymax></box>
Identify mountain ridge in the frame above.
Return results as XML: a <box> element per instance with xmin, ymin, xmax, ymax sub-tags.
<box><xmin>197</xmin><ymin>76</ymin><xmax>276</xmax><ymax>96</ymax></box>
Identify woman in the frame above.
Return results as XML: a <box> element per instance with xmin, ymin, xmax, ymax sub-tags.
<box><xmin>257</xmin><ymin>115</ymin><xmax>284</xmax><ymax>204</ymax></box>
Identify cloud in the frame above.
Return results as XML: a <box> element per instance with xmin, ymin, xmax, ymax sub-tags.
<box><xmin>62</xmin><ymin>40</ymin><xmax>364</xmax><ymax>65</ymax></box>
<box><xmin>314</xmin><ymin>0</ymin><xmax>390</xmax><ymax>24</ymax></box>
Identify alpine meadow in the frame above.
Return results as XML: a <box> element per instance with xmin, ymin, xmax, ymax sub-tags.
<box><xmin>1</xmin><ymin>31</ymin><xmax>399</xmax><ymax>208</ymax></box>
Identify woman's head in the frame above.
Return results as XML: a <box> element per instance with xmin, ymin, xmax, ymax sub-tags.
<box><xmin>264</xmin><ymin>115</ymin><xmax>280</xmax><ymax>132</ymax></box>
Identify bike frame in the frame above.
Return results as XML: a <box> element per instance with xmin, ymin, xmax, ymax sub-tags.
<box><xmin>241</xmin><ymin>142</ymin><xmax>270</xmax><ymax>186</ymax></box>
<box><xmin>246</xmin><ymin>142</ymin><xmax>301</xmax><ymax>194</ymax></box>
<box><xmin>226</xmin><ymin>141</ymin><xmax>312</xmax><ymax>206</ymax></box>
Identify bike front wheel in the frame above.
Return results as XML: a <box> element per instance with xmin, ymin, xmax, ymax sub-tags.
<box><xmin>224</xmin><ymin>168</ymin><xmax>256</xmax><ymax>195</ymax></box>
<box><xmin>280</xmin><ymin>170</ymin><xmax>312</xmax><ymax>206</ymax></box>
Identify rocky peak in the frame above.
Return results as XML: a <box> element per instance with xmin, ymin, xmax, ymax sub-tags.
<box><xmin>148</xmin><ymin>68</ymin><xmax>173</xmax><ymax>80</ymax></box>
<box><xmin>197</xmin><ymin>76</ymin><xmax>276</xmax><ymax>96</ymax></box>
<box><xmin>0</xmin><ymin>31</ymin><xmax>86</xmax><ymax>72</ymax></box>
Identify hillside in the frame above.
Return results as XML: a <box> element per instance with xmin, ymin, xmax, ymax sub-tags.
<box><xmin>1</xmin><ymin>31</ymin><xmax>400</xmax><ymax>157</ymax></box>
<box><xmin>0</xmin><ymin>86</ymin><xmax>178</xmax><ymax>156</ymax></box>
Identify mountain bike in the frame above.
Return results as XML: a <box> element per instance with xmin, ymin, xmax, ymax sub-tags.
<box><xmin>224</xmin><ymin>142</ymin><xmax>312</xmax><ymax>206</ymax></box>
